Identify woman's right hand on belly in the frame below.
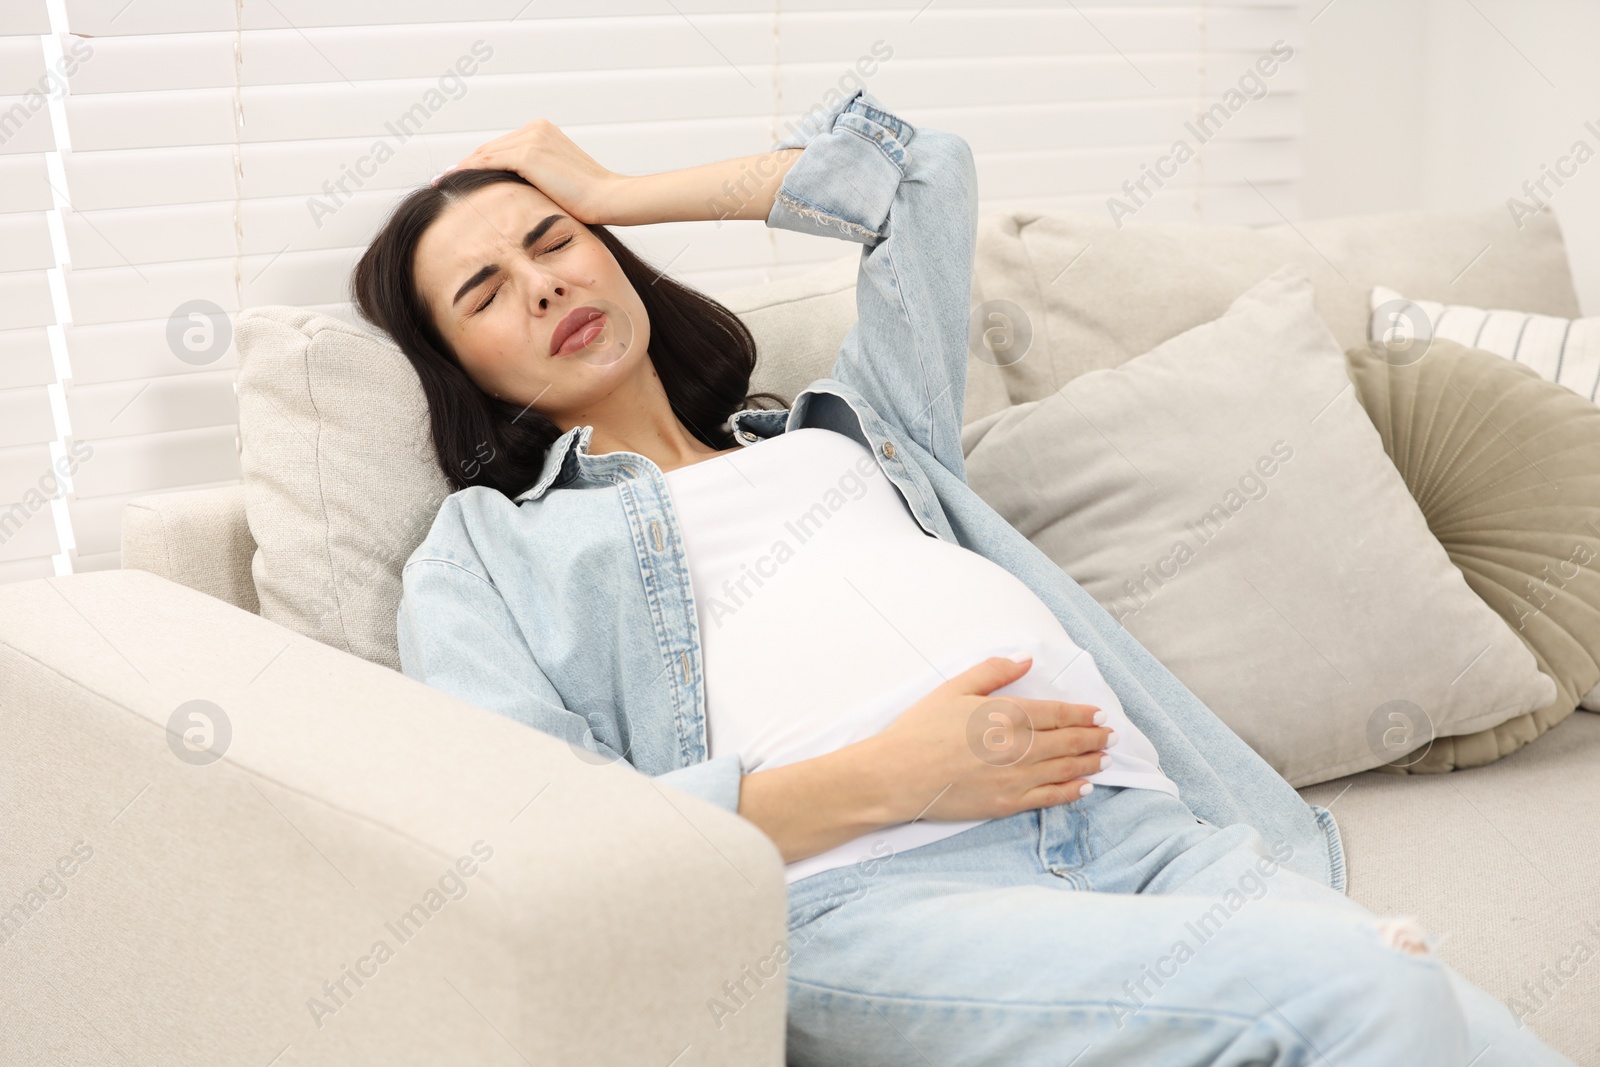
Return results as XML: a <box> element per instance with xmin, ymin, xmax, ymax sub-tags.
<box><xmin>862</xmin><ymin>654</ymin><xmax>1116</xmax><ymax>824</ymax></box>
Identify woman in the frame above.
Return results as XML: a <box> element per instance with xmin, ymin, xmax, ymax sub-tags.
<box><xmin>351</xmin><ymin>88</ymin><xmax>1573</xmax><ymax>1066</ymax></box>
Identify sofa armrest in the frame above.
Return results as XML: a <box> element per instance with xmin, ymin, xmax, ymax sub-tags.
<box><xmin>122</xmin><ymin>484</ymin><xmax>260</xmax><ymax>613</ymax></box>
<box><xmin>0</xmin><ymin>569</ymin><xmax>787</xmax><ymax>1066</ymax></box>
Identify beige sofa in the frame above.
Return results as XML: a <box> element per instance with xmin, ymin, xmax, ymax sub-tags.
<box><xmin>3</xmin><ymin>204</ymin><xmax>1596</xmax><ymax>1065</ymax></box>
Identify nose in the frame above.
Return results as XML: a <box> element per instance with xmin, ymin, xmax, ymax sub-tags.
<box><xmin>528</xmin><ymin>278</ymin><xmax>565</xmax><ymax>312</ymax></box>
<box><xmin>504</xmin><ymin>251</ymin><xmax>566</xmax><ymax>313</ymax></box>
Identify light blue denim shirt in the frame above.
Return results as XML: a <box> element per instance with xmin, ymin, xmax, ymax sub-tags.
<box><xmin>396</xmin><ymin>87</ymin><xmax>1347</xmax><ymax>893</ymax></box>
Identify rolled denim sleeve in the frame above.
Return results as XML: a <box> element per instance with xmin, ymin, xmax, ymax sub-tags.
<box><xmin>766</xmin><ymin>87</ymin><xmax>979</xmax><ymax>482</ymax></box>
<box><xmin>396</xmin><ymin>556</ymin><xmax>745</xmax><ymax>813</ymax></box>
<box><xmin>767</xmin><ymin>88</ymin><xmax>906</xmax><ymax>243</ymax></box>
<box><xmin>654</xmin><ymin>755</ymin><xmax>744</xmax><ymax>811</ymax></box>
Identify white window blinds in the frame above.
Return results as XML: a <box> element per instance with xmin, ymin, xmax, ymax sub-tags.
<box><xmin>0</xmin><ymin>0</ymin><xmax>65</xmax><ymax>584</ymax></box>
<box><xmin>2</xmin><ymin>1</ymin><xmax>1304</xmax><ymax>585</ymax></box>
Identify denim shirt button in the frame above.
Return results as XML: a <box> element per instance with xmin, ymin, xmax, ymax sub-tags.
<box><xmin>881</xmin><ymin>440</ymin><xmax>896</xmax><ymax>459</ymax></box>
<box><xmin>739</xmin><ymin>430</ymin><xmax>757</xmax><ymax>442</ymax></box>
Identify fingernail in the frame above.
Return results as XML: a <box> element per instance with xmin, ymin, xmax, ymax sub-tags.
<box><xmin>1078</xmin><ymin>783</ymin><xmax>1094</xmax><ymax>797</ymax></box>
<box><xmin>1091</xmin><ymin>709</ymin><xmax>1107</xmax><ymax>725</ymax></box>
<box><xmin>1098</xmin><ymin>754</ymin><xmax>1112</xmax><ymax>771</ymax></box>
<box><xmin>1105</xmin><ymin>730</ymin><xmax>1119</xmax><ymax>748</ymax></box>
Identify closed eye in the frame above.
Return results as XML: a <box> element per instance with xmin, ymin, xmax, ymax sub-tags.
<box><xmin>472</xmin><ymin>236</ymin><xmax>574</xmax><ymax>314</ymax></box>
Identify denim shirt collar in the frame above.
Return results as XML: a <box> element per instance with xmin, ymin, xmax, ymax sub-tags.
<box><xmin>512</xmin><ymin>422</ymin><xmax>596</xmax><ymax>502</ymax></box>
<box><xmin>514</xmin><ymin>381</ymin><xmax>850</xmax><ymax>503</ymax></box>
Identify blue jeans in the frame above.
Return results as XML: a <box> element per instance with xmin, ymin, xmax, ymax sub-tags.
<box><xmin>782</xmin><ymin>784</ymin><xmax>1575</xmax><ymax>1066</ymax></box>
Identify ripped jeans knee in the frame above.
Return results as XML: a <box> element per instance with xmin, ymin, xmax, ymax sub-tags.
<box><xmin>1371</xmin><ymin>913</ymin><xmax>1435</xmax><ymax>957</ymax></box>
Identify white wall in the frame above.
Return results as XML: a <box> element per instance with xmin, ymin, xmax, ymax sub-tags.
<box><xmin>1303</xmin><ymin>0</ymin><xmax>1599</xmax><ymax>314</ymax></box>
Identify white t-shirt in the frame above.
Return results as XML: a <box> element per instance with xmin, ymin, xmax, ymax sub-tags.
<box><xmin>663</xmin><ymin>426</ymin><xmax>1179</xmax><ymax>883</ymax></box>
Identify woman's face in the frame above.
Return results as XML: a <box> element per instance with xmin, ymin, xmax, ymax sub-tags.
<box><xmin>413</xmin><ymin>181</ymin><xmax>650</xmax><ymax>423</ymax></box>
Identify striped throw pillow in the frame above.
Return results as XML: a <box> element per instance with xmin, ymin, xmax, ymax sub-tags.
<box><xmin>1368</xmin><ymin>285</ymin><xmax>1600</xmax><ymax>401</ymax></box>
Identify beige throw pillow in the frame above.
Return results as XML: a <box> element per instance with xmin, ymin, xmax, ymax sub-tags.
<box><xmin>960</xmin><ymin>264</ymin><xmax>1556</xmax><ymax>787</ymax></box>
<box><xmin>712</xmin><ymin>253</ymin><xmax>1012</xmax><ymax>425</ymax></box>
<box><xmin>235</xmin><ymin>308</ymin><xmax>451</xmax><ymax>672</ymax></box>
<box><xmin>973</xmin><ymin>206</ymin><xmax>1581</xmax><ymax>409</ymax></box>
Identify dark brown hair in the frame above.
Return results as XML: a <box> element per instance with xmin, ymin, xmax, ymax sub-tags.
<box><xmin>351</xmin><ymin>167</ymin><xmax>787</xmax><ymax>498</ymax></box>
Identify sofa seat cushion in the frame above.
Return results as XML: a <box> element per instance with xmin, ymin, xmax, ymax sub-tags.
<box><xmin>1297</xmin><ymin>709</ymin><xmax>1600</xmax><ymax>1063</ymax></box>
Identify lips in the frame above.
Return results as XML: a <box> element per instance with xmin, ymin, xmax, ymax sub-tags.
<box><xmin>549</xmin><ymin>306</ymin><xmax>607</xmax><ymax>357</ymax></box>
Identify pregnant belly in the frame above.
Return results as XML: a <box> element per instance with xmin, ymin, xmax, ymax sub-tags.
<box><xmin>699</xmin><ymin>532</ymin><xmax>1157</xmax><ymax>782</ymax></box>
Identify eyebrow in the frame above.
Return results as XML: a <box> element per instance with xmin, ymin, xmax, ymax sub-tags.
<box><xmin>451</xmin><ymin>213</ymin><xmax>567</xmax><ymax>308</ymax></box>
